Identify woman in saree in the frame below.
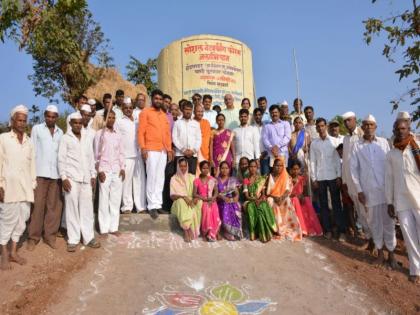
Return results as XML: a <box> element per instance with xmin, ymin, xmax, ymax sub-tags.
<box><xmin>193</xmin><ymin>160</ymin><xmax>221</xmax><ymax>242</ymax></box>
<box><xmin>289</xmin><ymin>160</ymin><xmax>323</xmax><ymax>236</ymax></box>
<box><xmin>266</xmin><ymin>157</ymin><xmax>302</xmax><ymax>241</ymax></box>
<box><xmin>170</xmin><ymin>158</ymin><xmax>202</xmax><ymax>242</ymax></box>
<box><xmin>210</xmin><ymin>113</ymin><xmax>236</xmax><ymax>176</ymax></box>
<box><xmin>217</xmin><ymin>161</ymin><xmax>243</xmax><ymax>241</ymax></box>
<box><xmin>243</xmin><ymin>160</ymin><xmax>278</xmax><ymax>242</ymax></box>
<box><xmin>288</xmin><ymin>116</ymin><xmax>310</xmax><ymax>170</ymax></box>
<box><xmin>237</xmin><ymin>157</ymin><xmax>250</xmax><ymax>203</ymax></box>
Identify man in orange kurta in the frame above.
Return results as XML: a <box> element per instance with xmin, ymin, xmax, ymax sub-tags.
<box><xmin>137</xmin><ymin>89</ymin><xmax>173</xmax><ymax>219</ymax></box>
<box><xmin>194</xmin><ymin>105</ymin><xmax>211</xmax><ymax>174</ymax></box>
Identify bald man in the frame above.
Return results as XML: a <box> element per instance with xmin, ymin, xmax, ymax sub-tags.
<box><xmin>221</xmin><ymin>94</ymin><xmax>240</xmax><ymax>130</ymax></box>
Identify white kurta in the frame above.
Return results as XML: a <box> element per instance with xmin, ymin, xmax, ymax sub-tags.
<box><xmin>172</xmin><ymin>118</ymin><xmax>202</xmax><ymax>157</ymax></box>
<box><xmin>0</xmin><ymin>131</ymin><xmax>36</xmax><ymax>245</ymax></box>
<box><xmin>115</xmin><ymin>116</ymin><xmax>146</xmax><ymax>211</ymax></box>
<box><xmin>350</xmin><ymin>136</ymin><xmax>395</xmax><ymax>250</ymax></box>
<box><xmin>341</xmin><ymin>127</ymin><xmax>370</xmax><ymax>236</ymax></box>
<box><xmin>233</xmin><ymin>125</ymin><xmax>261</xmax><ymax>165</ymax></box>
<box><xmin>58</xmin><ymin>130</ymin><xmax>96</xmax><ymax>245</ymax></box>
<box><xmin>385</xmin><ymin>144</ymin><xmax>420</xmax><ymax>275</ymax></box>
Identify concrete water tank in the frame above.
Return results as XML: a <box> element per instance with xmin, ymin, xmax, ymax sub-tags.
<box><xmin>157</xmin><ymin>34</ymin><xmax>255</xmax><ymax>108</ymax></box>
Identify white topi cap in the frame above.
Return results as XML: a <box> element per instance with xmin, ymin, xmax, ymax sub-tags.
<box><xmin>80</xmin><ymin>104</ymin><xmax>91</xmax><ymax>113</ymax></box>
<box><xmin>87</xmin><ymin>98</ymin><xmax>96</xmax><ymax>105</ymax></box>
<box><xmin>45</xmin><ymin>104</ymin><xmax>58</xmax><ymax>113</ymax></box>
<box><xmin>123</xmin><ymin>97</ymin><xmax>132</xmax><ymax>105</ymax></box>
<box><xmin>68</xmin><ymin>112</ymin><xmax>82</xmax><ymax>120</ymax></box>
<box><xmin>362</xmin><ymin>114</ymin><xmax>376</xmax><ymax>123</ymax></box>
<box><xmin>342</xmin><ymin>111</ymin><xmax>356</xmax><ymax>120</ymax></box>
<box><xmin>396</xmin><ymin>111</ymin><xmax>410</xmax><ymax>120</ymax></box>
<box><xmin>280</xmin><ymin>100</ymin><xmax>288</xmax><ymax>106</ymax></box>
<box><xmin>10</xmin><ymin>104</ymin><xmax>28</xmax><ymax>117</ymax></box>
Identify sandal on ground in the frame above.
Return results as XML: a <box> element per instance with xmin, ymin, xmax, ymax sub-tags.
<box><xmin>87</xmin><ymin>239</ymin><xmax>101</xmax><ymax>249</ymax></box>
<box><xmin>67</xmin><ymin>244</ymin><xmax>77</xmax><ymax>252</ymax></box>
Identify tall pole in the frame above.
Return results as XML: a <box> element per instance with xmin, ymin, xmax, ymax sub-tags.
<box><xmin>293</xmin><ymin>48</ymin><xmax>301</xmax><ymax>115</ymax></box>
<box><xmin>294</xmin><ymin>49</ymin><xmax>312</xmax><ymax>200</ymax></box>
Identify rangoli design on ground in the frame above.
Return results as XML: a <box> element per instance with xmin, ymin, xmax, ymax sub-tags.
<box><xmin>142</xmin><ymin>280</ymin><xmax>277</xmax><ymax>315</ymax></box>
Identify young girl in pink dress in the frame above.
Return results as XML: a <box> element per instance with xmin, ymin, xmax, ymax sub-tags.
<box><xmin>289</xmin><ymin>160</ymin><xmax>323</xmax><ymax>236</ymax></box>
<box><xmin>193</xmin><ymin>160</ymin><xmax>221</xmax><ymax>242</ymax></box>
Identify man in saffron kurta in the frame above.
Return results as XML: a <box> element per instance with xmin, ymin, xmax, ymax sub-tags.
<box><xmin>138</xmin><ymin>89</ymin><xmax>173</xmax><ymax>219</ymax></box>
<box><xmin>194</xmin><ymin>105</ymin><xmax>211</xmax><ymax>161</ymax></box>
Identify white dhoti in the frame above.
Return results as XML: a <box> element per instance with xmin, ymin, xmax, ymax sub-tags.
<box><xmin>98</xmin><ymin>171</ymin><xmax>122</xmax><ymax>234</ymax></box>
<box><xmin>366</xmin><ymin>203</ymin><xmax>396</xmax><ymax>251</ymax></box>
<box><xmin>64</xmin><ymin>180</ymin><xmax>94</xmax><ymax>245</ymax></box>
<box><xmin>145</xmin><ymin>150</ymin><xmax>167</xmax><ymax>210</ymax></box>
<box><xmin>350</xmin><ymin>194</ymin><xmax>371</xmax><ymax>238</ymax></box>
<box><xmin>121</xmin><ymin>156</ymin><xmax>146</xmax><ymax>212</ymax></box>
<box><xmin>397</xmin><ymin>209</ymin><xmax>420</xmax><ymax>276</ymax></box>
<box><xmin>0</xmin><ymin>202</ymin><xmax>30</xmax><ymax>245</ymax></box>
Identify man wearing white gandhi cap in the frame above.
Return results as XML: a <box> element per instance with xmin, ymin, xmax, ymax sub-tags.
<box><xmin>350</xmin><ymin>114</ymin><xmax>398</xmax><ymax>268</ymax></box>
<box><xmin>27</xmin><ymin>104</ymin><xmax>63</xmax><ymax>251</ymax></box>
<box><xmin>58</xmin><ymin>111</ymin><xmax>100</xmax><ymax>252</ymax></box>
<box><xmin>0</xmin><ymin>105</ymin><xmax>36</xmax><ymax>270</ymax></box>
<box><xmin>341</xmin><ymin>111</ymin><xmax>372</xmax><ymax>244</ymax></box>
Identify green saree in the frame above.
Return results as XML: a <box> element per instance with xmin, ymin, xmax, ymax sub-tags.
<box><xmin>244</xmin><ymin>176</ymin><xmax>278</xmax><ymax>242</ymax></box>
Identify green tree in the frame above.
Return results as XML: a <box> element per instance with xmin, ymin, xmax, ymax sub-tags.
<box><xmin>0</xmin><ymin>0</ymin><xmax>113</xmax><ymax>106</ymax></box>
<box><xmin>363</xmin><ymin>0</ymin><xmax>420</xmax><ymax>122</ymax></box>
<box><xmin>126</xmin><ymin>56</ymin><xmax>158</xmax><ymax>94</ymax></box>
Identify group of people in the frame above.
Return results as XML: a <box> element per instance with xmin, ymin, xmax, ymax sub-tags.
<box><xmin>0</xmin><ymin>89</ymin><xmax>418</xmax><ymax>284</ymax></box>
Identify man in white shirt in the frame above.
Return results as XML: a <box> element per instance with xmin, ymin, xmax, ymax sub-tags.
<box><xmin>341</xmin><ymin>111</ymin><xmax>371</xmax><ymax>244</ymax></box>
<box><xmin>386</xmin><ymin>120</ymin><xmax>420</xmax><ymax>283</ymax></box>
<box><xmin>328</xmin><ymin>119</ymin><xmax>344</xmax><ymax>146</ymax></box>
<box><xmin>310</xmin><ymin>118</ymin><xmax>345</xmax><ymax>241</ymax></box>
<box><xmin>172</xmin><ymin>101</ymin><xmax>202</xmax><ymax>174</ymax></box>
<box><xmin>115</xmin><ymin>98</ymin><xmax>147</xmax><ymax>213</ymax></box>
<box><xmin>304</xmin><ymin>106</ymin><xmax>318</xmax><ymax>142</ymax></box>
<box><xmin>350</xmin><ymin>114</ymin><xmax>396</xmax><ymax>268</ymax></box>
<box><xmin>27</xmin><ymin>105</ymin><xmax>63</xmax><ymax>251</ymax></box>
<box><xmin>133</xmin><ymin>92</ymin><xmax>147</xmax><ymax>123</ymax></box>
<box><xmin>0</xmin><ymin>105</ymin><xmax>36</xmax><ymax>270</ymax></box>
<box><xmin>233</xmin><ymin>109</ymin><xmax>260</xmax><ymax>167</ymax></box>
<box><xmin>253</xmin><ymin>108</ymin><xmax>270</xmax><ymax>175</ymax></box>
<box><xmin>202</xmin><ymin>94</ymin><xmax>217</xmax><ymax>129</ymax></box>
<box><xmin>221</xmin><ymin>94</ymin><xmax>240</xmax><ymax>130</ymax></box>
<box><xmin>80</xmin><ymin>104</ymin><xmax>95</xmax><ymax>148</ymax></box>
<box><xmin>58</xmin><ymin>112</ymin><xmax>100</xmax><ymax>252</ymax></box>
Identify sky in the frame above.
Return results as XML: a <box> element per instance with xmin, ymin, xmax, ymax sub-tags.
<box><xmin>0</xmin><ymin>0</ymin><xmax>416</xmax><ymax>136</ymax></box>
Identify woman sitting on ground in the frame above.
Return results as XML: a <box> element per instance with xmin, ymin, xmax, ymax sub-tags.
<box><xmin>170</xmin><ymin>158</ymin><xmax>202</xmax><ymax>242</ymax></box>
<box><xmin>217</xmin><ymin>161</ymin><xmax>243</xmax><ymax>241</ymax></box>
<box><xmin>243</xmin><ymin>159</ymin><xmax>278</xmax><ymax>242</ymax></box>
<box><xmin>266</xmin><ymin>157</ymin><xmax>302</xmax><ymax>241</ymax></box>
<box><xmin>289</xmin><ymin>159</ymin><xmax>323</xmax><ymax>237</ymax></box>
<box><xmin>193</xmin><ymin>160</ymin><xmax>221</xmax><ymax>242</ymax></box>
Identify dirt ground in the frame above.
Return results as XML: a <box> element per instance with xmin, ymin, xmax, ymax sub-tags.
<box><xmin>0</xmin><ymin>215</ymin><xmax>418</xmax><ymax>315</ymax></box>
